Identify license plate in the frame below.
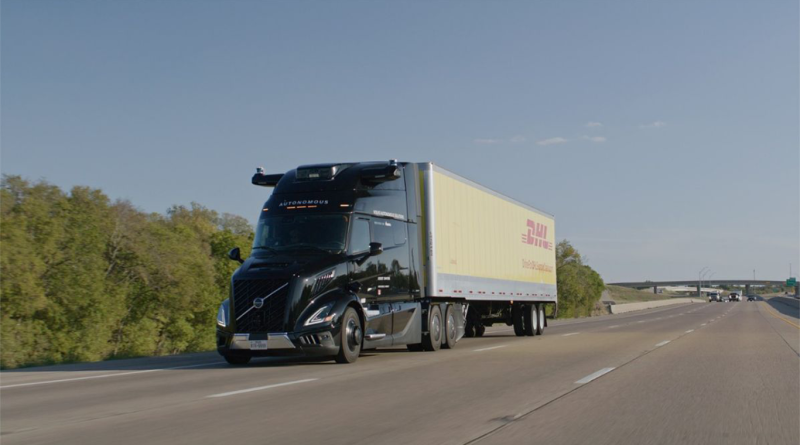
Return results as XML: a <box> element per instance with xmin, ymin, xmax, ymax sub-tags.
<box><xmin>249</xmin><ymin>340</ymin><xmax>268</xmax><ymax>350</ymax></box>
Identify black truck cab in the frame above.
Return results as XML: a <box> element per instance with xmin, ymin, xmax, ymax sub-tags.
<box><xmin>216</xmin><ymin>161</ymin><xmax>462</xmax><ymax>364</ymax></box>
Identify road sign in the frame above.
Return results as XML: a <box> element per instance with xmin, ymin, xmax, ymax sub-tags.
<box><xmin>787</xmin><ymin>278</ymin><xmax>797</xmax><ymax>287</ymax></box>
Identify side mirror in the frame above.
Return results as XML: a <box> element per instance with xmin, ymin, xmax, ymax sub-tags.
<box><xmin>369</xmin><ymin>242</ymin><xmax>383</xmax><ymax>257</ymax></box>
<box><xmin>228</xmin><ymin>247</ymin><xmax>244</xmax><ymax>264</ymax></box>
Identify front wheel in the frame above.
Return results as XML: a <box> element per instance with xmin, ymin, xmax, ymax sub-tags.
<box><xmin>335</xmin><ymin>307</ymin><xmax>362</xmax><ymax>364</ymax></box>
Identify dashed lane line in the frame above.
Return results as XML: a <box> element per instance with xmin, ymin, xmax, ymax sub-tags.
<box><xmin>575</xmin><ymin>367</ymin><xmax>615</xmax><ymax>384</ymax></box>
<box><xmin>0</xmin><ymin>361</ymin><xmax>224</xmax><ymax>390</ymax></box>
<box><xmin>207</xmin><ymin>378</ymin><xmax>318</xmax><ymax>398</ymax></box>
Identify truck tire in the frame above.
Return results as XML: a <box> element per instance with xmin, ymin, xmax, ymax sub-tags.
<box><xmin>442</xmin><ymin>305</ymin><xmax>457</xmax><ymax>349</ymax></box>
<box><xmin>422</xmin><ymin>305</ymin><xmax>443</xmax><ymax>351</ymax></box>
<box><xmin>512</xmin><ymin>303</ymin><xmax>525</xmax><ymax>337</ymax></box>
<box><xmin>535</xmin><ymin>304</ymin><xmax>544</xmax><ymax>335</ymax></box>
<box><xmin>475</xmin><ymin>324</ymin><xmax>485</xmax><ymax>337</ymax></box>
<box><xmin>523</xmin><ymin>304</ymin><xmax>537</xmax><ymax>336</ymax></box>
<box><xmin>335</xmin><ymin>307</ymin><xmax>362</xmax><ymax>364</ymax></box>
<box><xmin>224</xmin><ymin>355</ymin><xmax>251</xmax><ymax>365</ymax></box>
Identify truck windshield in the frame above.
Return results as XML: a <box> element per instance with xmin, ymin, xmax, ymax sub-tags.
<box><xmin>253</xmin><ymin>214</ymin><xmax>349</xmax><ymax>254</ymax></box>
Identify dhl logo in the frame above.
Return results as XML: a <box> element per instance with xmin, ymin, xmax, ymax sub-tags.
<box><xmin>521</xmin><ymin>219</ymin><xmax>552</xmax><ymax>250</ymax></box>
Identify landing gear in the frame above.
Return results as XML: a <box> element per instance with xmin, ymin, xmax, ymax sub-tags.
<box><xmin>335</xmin><ymin>307</ymin><xmax>362</xmax><ymax>364</ymax></box>
<box><xmin>464</xmin><ymin>306</ymin><xmax>477</xmax><ymax>338</ymax></box>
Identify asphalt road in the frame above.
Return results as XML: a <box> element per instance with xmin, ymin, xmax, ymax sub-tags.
<box><xmin>2</xmin><ymin>298</ymin><xmax>798</xmax><ymax>445</ymax></box>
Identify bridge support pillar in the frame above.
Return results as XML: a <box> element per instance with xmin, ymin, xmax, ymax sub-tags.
<box><xmin>697</xmin><ymin>284</ymin><xmax>701</xmax><ymax>298</ymax></box>
<box><xmin>745</xmin><ymin>284</ymin><xmax>750</xmax><ymax>295</ymax></box>
<box><xmin>653</xmin><ymin>286</ymin><xmax>658</xmax><ymax>294</ymax></box>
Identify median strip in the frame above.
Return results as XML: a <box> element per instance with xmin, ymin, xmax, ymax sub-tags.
<box><xmin>575</xmin><ymin>367</ymin><xmax>615</xmax><ymax>384</ymax></box>
<box><xmin>207</xmin><ymin>378</ymin><xmax>319</xmax><ymax>398</ymax></box>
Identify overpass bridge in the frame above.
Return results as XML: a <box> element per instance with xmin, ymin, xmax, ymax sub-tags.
<box><xmin>607</xmin><ymin>280</ymin><xmax>795</xmax><ymax>296</ymax></box>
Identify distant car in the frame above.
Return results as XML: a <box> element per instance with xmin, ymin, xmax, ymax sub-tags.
<box><xmin>721</xmin><ymin>295</ymin><xmax>730</xmax><ymax>302</ymax></box>
<box><xmin>708</xmin><ymin>292</ymin><xmax>721</xmax><ymax>302</ymax></box>
<box><xmin>747</xmin><ymin>295</ymin><xmax>756</xmax><ymax>301</ymax></box>
<box><xmin>728</xmin><ymin>292</ymin><xmax>742</xmax><ymax>302</ymax></box>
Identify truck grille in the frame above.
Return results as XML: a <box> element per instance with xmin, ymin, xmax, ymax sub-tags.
<box><xmin>233</xmin><ymin>279</ymin><xmax>289</xmax><ymax>333</ymax></box>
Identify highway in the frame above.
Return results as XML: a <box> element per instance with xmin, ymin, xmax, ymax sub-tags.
<box><xmin>2</xmin><ymin>297</ymin><xmax>798</xmax><ymax>445</ymax></box>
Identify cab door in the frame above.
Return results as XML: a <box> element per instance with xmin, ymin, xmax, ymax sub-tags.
<box><xmin>369</xmin><ymin>219</ymin><xmax>415</xmax><ymax>339</ymax></box>
<box><xmin>348</xmin><ymin>217</ymin><xmax>392</xmax><ymax>342</ymax></box>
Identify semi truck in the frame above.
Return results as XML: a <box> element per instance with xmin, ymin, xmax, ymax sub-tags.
<box><xmin>215</xmin><ymin>160</ymin><xmax>558</xmax><ymax>364</ymax></box>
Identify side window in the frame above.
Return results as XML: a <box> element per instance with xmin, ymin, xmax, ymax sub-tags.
<box><xmin>393</xmin><ymin>222</ymin><xmax>407</xmax><ymax>246</ymax></box>
<box><xmin>349</xmin><ymin>218</ymin><xmax>371</xmax><ymax>254</ymax></box>
<box><xmin>373</xmin><ymin>220</ymin><xmax>395</xmax><ymax>247</ymax></box>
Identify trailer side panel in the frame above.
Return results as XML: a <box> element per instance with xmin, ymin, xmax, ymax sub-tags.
<box><xmin>420</xmin><ymin>164</ymin><xmax>557</xmax><ymax>302</ymax></box>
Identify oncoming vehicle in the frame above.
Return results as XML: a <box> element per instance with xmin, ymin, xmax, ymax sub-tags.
<box><xmin>747</xmin><ymin>295</ymin><xmax>757</xmax><ymax>302</ymax></box>
<box><xmin>708</xmin><ymin>292</ymin><xmax>721</xmax><ymax>302</ymax></box>
<box><xmin>728</xmin><ymin>292</ymin><xmax>742</xmax><ymax>302</ymax></box>
<box><xmin>215</xmin><ymin>161</ymin><xmax>558</xmax><ymax>365</ymax></box>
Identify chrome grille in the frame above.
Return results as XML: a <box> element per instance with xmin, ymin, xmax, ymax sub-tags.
<box><xmin>233</xmin><ymin>279</ymin><xmax>289</xmax><ymax>333</ymax></box>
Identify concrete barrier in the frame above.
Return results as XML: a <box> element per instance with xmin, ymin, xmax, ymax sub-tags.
<box><xmin>609</xmin><ymin>298</ymin><xmax>706</xmax><ymax>314</ymax></box>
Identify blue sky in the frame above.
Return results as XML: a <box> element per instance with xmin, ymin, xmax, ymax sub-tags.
<box><xmin>2</xmin><ymin>0</ymin><xmax>798</xmax><ymax>282</ymax></box>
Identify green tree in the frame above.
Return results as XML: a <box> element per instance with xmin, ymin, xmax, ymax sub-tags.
<box><xmin>555</xmin><ymin>240</ymin><xmax>605</xmax><ymax>318</ymax></box>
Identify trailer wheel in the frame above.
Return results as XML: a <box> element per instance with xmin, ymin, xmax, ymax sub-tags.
<box><xmin>224</xmin><ymin>355</ymin><xmax>251</xmax><ymax>365</ymax></box>
<box><xmin>475</xmin><ymin>325</ymin><xmax>485</xmax><ymax>337</ymax></box>
<box><xmin>523</xmin><ymin>304</ymin><xmax>537</xmax><ymax>336</ymax></box>
<box><xmin>536</xmin><ymin>304</ymin><xmax>545</xmax><ymax>335</ymax></box>
<box><xmin>335</xmin><ymin>307</ymin><xmax>362</xmax><ymax>363</ymax></box>
<box><xmin>442</xmin><ymin>305</ymin><xmax>457</xmax><ymax>349</ymax></box>
<box><xmin>512</xmin><ymin>303</ymin><xmax>525</xmax><ymax>337</ymax></box>
<box><xmin>422</xmin><ymin>305</ymin><xmax>443</xmax><ymax>351</ymax></box>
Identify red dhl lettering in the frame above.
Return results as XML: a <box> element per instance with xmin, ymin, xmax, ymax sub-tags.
<box><xmin>521</xmin><ymin>219</ymin><xmax>553</xmax><ymax>250</ymax></box>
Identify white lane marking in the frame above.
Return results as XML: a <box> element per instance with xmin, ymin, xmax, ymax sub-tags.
<box><xmin>562</xmin><ymin>332</ymin><xmax>581</xmax><ymax>337</ymax></box>
<box><xmin>701</xmin><ymin>323</ymin><xmax>707</xmax><ymax>326</ymax></box>
<box><xmin>0</xmin><ymin>361</ymin><xmax>224</xmax><ymax>389</ymax></box>
<box><xmin>575</xmin><ymin>367</ymin><xmax>615</xmax><ymax>384</ymax></box>
<box><xmin>608</xmin><ymin>325</ymin><xmax>620</xmax><ymax>329</ymax></box>
<box><xmin>655</xmin><ymin>340</ymin><xmax>671</xmax><ymax>347</ymax></box>
<box><xmin>207</xmin><ymin>378</ymin><xmax>318</xmax><ymax>398</ymax></box>
<box><xmin>473</xmin><ymin>345</ymin><xmax>508</xmax><ymax>352</ymax></box>
<box><xmin>685</xmin><ymin>329</ymin><xmax>694</xmax><ymax>333</ymax></box>
<box><xmin>637</xmin><ymin>320</ymin><xmax>646</xmax><ymax>323</ymax></box>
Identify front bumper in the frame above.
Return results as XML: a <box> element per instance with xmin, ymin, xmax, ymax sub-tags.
<box><xmin>216</xmin><ymin>329</ymin><xmax>338</xmax><ymax>358</ymax></box>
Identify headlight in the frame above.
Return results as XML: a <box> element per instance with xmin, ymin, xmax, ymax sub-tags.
<box><xmin>217</xmin><ymin>299</ymin><xmax>230</xmax><ymax>327</ymax></box>
<box><xmin>305</xmin><ymin>303</ymin><xmax>336</xmax><ymax>326</ymax></box>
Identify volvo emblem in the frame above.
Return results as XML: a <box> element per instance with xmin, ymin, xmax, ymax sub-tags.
<box><xmin>253</xmin><ymin>297</ymin><xmax>265</xmax><ymax>309</ymax></box>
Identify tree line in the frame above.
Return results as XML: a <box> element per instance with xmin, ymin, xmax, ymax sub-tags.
<box><xmin>1</xmin><ymin>176</ymin><xmax>604</xmax><ymax>369</ymax></box>
<box><xmin>1</xmin><ymin>176</ymin><xmax>253</xmax><ymax>369</ymax></box>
